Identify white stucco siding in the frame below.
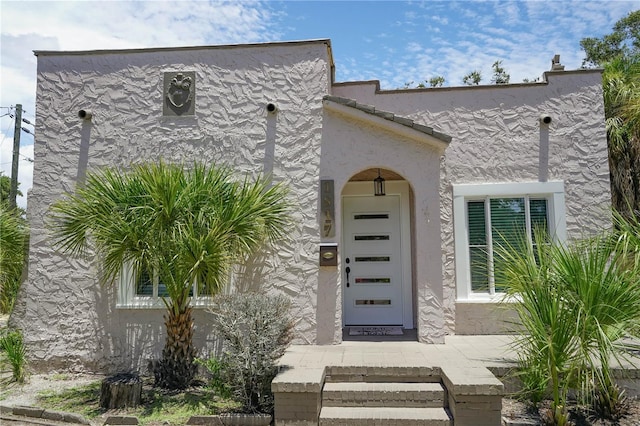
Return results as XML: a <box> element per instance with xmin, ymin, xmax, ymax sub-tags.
<box><xmin>334</xmin><ymin>71</ymin><xmax>610</xmax><ymax>334</ymax></box>
<box><xmin>14</xmin><ymin>41</ymin><xmax>331</xmax><ymax>371</ymax></box>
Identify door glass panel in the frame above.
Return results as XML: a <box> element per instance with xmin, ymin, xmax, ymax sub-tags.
<box><xmin>355</xmin><ymin>300</ymin><xmax>391</xmax><ymax>305</ymax></box>
<box><xmin>354</xmin><ymin>214</ymin><xmax>389</xmax><ymax>220</ymax></box>
<box><xmin>354</xmin><ymin>256</ymin><xmax>391</xmax><ymax>262</ymax></box>
<box><xmin>355</xmin><ymin>277</ymin><xmax>391</xmax><ymax>284</ymax></box>
<box><xmin>354</xmin><ymin>234</ymin><xmax>390</xmax><ymax>241</ymax></box>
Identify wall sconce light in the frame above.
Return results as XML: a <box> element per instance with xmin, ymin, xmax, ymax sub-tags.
<box><xmin>374</xmin><ymin>168</ymin><xmax>385</xmax><ymax>196</ymax></box>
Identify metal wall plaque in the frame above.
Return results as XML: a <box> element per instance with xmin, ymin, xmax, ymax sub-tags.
<box><xmin>319</xmin><ymin>243</ymin><xmax>338</xmax><ymax>267</ymax></box>
<box><xmin>163</xmin><ymin>71</ymin><xmax>195</xmax><ymax>116</ymax></box>
<box><xmin>320</xmin><ymin>179</ymin><xmax>335</xmax><ymax>237</ymax></box>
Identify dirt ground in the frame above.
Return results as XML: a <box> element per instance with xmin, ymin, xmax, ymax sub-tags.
<box><xmin>502</xmin><ymin>396</ymin><xmax>640</xmax><ymax>425</ymax></box>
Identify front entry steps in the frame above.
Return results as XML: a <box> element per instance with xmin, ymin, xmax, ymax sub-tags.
<box><xmin>272</xmin><ymin>361</ymin><xmax>504</xmax><ymax>426</ymax></box>
<box><xmin>318</xmin><ymin>368</ymin><xmax>452</xmax><ymax>425</ymax></box>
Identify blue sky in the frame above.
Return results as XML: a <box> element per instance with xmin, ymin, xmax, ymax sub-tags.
<box><xmin>1</xmin><ymin>0</ymin><xmax>638</xmax><ymax>208</ymax></box>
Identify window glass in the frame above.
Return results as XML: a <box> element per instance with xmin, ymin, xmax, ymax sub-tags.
<box><xmin>467</xmin><ymin>197</ymin><xmax>549</xmax><ymax>294</ymax></box>
<box><xmin>490</xmin><ymin>198</ymin><xmax>526</xmax><ymax>250</ymax></box>
<box><xmin>530</xmin><ymin>198</ymin><xmax>549</xmax><ymax>238</ymax></box>
<box><xmin>136</xmin><ymin>269</ymin><xmax>154</xmax><ymax>296</ymax></box>
<box><xmin>467</xmin><ymin>201</ymin><xmax>488</xmax><ymax>292</ymax></box>
<box><xmin>490</xmin><ymin>198</ymin><xmax>525</xmax><ymax>292</ymax></box>
<box><xmin>157</xmin><ymin>281</ymin><xmax>170</xmax><ymax>297</ymax></box>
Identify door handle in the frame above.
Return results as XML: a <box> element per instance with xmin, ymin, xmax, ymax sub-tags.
<box><xmin>345</xmin><ymin>266</ymin><xmax>351</xmax><ymax>288</ymax></box>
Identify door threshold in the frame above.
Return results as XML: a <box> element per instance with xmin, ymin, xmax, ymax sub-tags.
<box><xmin>342</xmin><ymin>327</ymin><xmax>418</xmax><ymax>342</ymax></box>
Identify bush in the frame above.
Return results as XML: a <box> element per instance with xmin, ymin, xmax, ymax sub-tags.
<box><xmin>195</xmin><ymin>356</ymin><xmax>231</xmax><ymax>398</ymax></box>
<box><xmin>499</xmin><ymin>227</ymin><xmax>640</xmax><ymax>425</ymax></box>
<box><xmin>204</xmin><ymin>293</ymin><xmax>295</xmax><ymax>414</ymax></box>
<box><xmin>0</xmin><ymin>204</ymin><xmax>29</xmax><ymax>314</ymax></box>
<box><xmin>0</xmin><ymin>328</ymin><xmax>27</xmax><ymax>383</ymax></box>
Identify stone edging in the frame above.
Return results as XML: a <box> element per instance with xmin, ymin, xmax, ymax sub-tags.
<box><xmin>0</xmin><ymin>405</ymin><xmax>273</xmax><ymax>426</ymax></box>
<box><xmin>0</xmin><ymin>404</ymin><xmax>91</xmax><ymax>424</ymax></box>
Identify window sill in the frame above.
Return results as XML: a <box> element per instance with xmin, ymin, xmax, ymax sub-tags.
<box><xmin>456</xmin><ymin>294</ymin><xmax>520</xmax><ymax>304</ymax></box>
<box><xmin>116</xmin><ymin>297</ymin><xmax>215</xmax><ymax>309</ymax></box>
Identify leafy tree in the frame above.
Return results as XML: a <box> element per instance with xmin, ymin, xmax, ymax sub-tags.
<box><xmin>49</xmin><ymin>161</ymin><xmax>291</xmax><ymax>390</ymax></box>
<box><xmin>491</xmin><ymin>60</ymin><xmax>510</xmax><ymax>84</ymax></box>
<box><xmin>463</xmin><ymin>70</ymin><xmax>482</xmax><ymax>85</ymax></box>
<box><xmin>0</xmin><ymin>172</ymin><xmax>22</xmax><ymax>205</ymax></box>
<box><xmin>581</xmin><ymin>11</ymin><xmax>640</xmax><ymax>220</ymax></box>
<box><xmin>581</xmin><ymin>10</ymin><xmax>640</xmax><ymax>67</ymax></box>
<box><xmin>428</xmin><ymin>76</ymin><xmax>445</xmax><ymax>87</ymax></box>
<box><xmin>601</xmin><ymin>55</ymin><xmax>640</xmax><ymax>220</ymax></box>
<box><xmin>0</xmin><ymin>203</ymin><xmax>29</xmax><ymax>314</ymax></box>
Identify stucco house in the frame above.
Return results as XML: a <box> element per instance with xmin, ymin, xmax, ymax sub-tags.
<box><xmin>13</xmin><ymin>39</ymin><xmax>610</xmax><ymax>373</ymax></box>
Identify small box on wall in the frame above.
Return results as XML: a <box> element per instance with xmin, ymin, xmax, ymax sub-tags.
<box><xmin>319</xmin><ymin>243</ymin><xmax>338</xmax><ymax>267</ymax></box>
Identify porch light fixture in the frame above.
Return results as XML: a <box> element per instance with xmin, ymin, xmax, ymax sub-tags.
<box><xmin>374</xmin><ymin>168</ymin><xmax>385</xmax><ymax>196</ymax></box>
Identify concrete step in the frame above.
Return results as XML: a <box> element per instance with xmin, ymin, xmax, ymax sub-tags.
<box><xmin>325</xmin><ymin>365</ymin><xmax>441</xmax><ymax>383</ymax></box>
<box><xmin>322</xmin><ymin>381</ymin><xmax>446</xmax><ymax>407</ymax></box>
<box><xmin>319</xmin><ymin>406</ymin><xmax>452</xmax><ymax>426</ymax></box>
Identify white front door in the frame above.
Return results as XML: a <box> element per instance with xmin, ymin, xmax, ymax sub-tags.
<box><xmin>342</xmin><ymin>181</ymin><xmax>412</xmax><ymax>326</ymax></box>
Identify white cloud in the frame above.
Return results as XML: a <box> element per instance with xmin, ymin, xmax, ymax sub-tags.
<box><xmin>406</xmin><ymin>42</ymin><xmax>423</xmax><ymax>53</ymax></box>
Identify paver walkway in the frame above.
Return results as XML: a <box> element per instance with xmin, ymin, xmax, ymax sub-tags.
<box><xmin>280</xmin><ymin>334</ymin><xmax>640</xmax><ymax>373</ymax></box>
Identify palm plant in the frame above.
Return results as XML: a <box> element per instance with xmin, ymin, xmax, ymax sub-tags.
<box><xmin>49</xmin><ymin>161</ymin><xmax>290</xmax><ymax>389</ymax></box>
<box><xmin>498</xmin><ymin>227</ymin><xmax>640</xmax><ymax>424</ymax></box>
<box><xmin>602</xmin><ymin>55</ymin><xmax>640</xmax><ymax>221</ymax></box>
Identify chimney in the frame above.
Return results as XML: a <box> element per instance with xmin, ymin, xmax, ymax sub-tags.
<box><xmin>551</xmin><ymin>54</ymin><xmax>565</xmax><ymax>71</ymax></box>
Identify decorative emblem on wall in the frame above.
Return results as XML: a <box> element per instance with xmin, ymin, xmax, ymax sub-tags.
<box><xmin>167</xmin><ymin>73</ymin><xmax>192</xmax><ymax>108</ymax></box>
<box><xmin>163</xmin><ymin>71</ymin><xmax>196</xmax><ymax>116</ymax></box>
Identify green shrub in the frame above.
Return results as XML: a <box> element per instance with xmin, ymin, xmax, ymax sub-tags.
<box><xmin>195</xmin><ymin>356</ymin><xmax>232</xmax><ymax>398</ymax></box>
<box><xmin>0</xmin><ymin>328</ymin><xmax>27</xmax><ymax>383</ymax></box>
<box><xmin>205</xmin><ymin>293</ymin><xmax>295</xmax><ymax>414</ymax></box>
<box><xmin>498</xmin><ymin>227</ymin><xmax>640</xmax><ymax>425</ymax></box>
<box><xmin>0</xmin><ymin>204</ymin><xmax>29</xmax><ymax>314</ymax></box>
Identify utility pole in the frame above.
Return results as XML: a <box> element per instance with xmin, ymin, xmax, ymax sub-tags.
<box><xmin>9</xmin><ymin>104</ymin><xmax>22</xmax><ymax>210</ymax></box>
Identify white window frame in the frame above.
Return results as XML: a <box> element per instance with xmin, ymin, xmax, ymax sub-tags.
<box><xmin>116</xmin><ymin>263</ymin><xmax>214</xmax><ymax>309</ymax></box>
<box><xmin>453</xmin><ymin>181</ymin><xmax>567</xmax><ymax>301</ymax></box>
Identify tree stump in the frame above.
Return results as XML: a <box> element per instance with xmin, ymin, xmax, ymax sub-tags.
<box><xmin>100</xmin><ymin>372</ymin><xmax>142</xmax><ymax>409</ymax></box>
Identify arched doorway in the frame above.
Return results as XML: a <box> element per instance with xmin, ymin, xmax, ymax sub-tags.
<box><xmin>341</xmin><ymin>169</ymin><xmax>413</xmax><ymax>329</ymax></box>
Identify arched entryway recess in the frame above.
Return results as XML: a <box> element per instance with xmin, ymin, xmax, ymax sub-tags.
<box><xmin>341</xmin><ymin>168</ymin><xmax>416</xmax><ymax>337</ymax></box>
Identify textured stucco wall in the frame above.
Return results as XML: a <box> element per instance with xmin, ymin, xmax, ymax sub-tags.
<box><xmin>13</xmin><ymin>41</ymin><xmax>332</xmax><ymax>372</ymax></box>
<box><xmin>333</xmin><ymin>71</ymin><xmax>610</xmax><ymax>334</ymax></box>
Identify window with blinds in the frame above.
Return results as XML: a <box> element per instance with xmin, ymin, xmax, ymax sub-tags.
<box><xmin>135</xmin><ymin>270</ymin><xmax>205</xmax><ymax>298</ymax></box>
<box><xmin>467</xmin><ymin>197</ymin><xmax>548</xmax><ymax>295</ymax></box>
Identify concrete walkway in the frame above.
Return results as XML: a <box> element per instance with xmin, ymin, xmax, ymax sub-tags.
<box><xmin>279</xmin><ymin>335</ymin><xmax>518</xmax><ymax>371</ymax></box>
<box><xmin>280</xmin><ymin>334</ymin><xmax>640</xmax><ymax>374</ymax></box>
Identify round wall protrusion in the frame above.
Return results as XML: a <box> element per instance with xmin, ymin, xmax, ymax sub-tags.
<box><xmin>539</xmin><ymin>114</ymin><xmax>552</xmax><ymax>124</ymax></box>
<box><xmin>78</xmin><ymin>110</ymin><xmax>93</xmax><ymax>120</ymax></box>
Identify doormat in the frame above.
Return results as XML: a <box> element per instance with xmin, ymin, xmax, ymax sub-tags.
<box><xmin>348</xmin><ymin>326</ymin><xmax>404</xmax><ymax>336</ymax></box>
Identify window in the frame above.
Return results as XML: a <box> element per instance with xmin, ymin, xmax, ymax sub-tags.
<box><xmin>453</xmin><ymin>182</ymin><xmax>566</xmax><ymax>300</ymax></box>
<box><xmin>117</xmin><ymin>265</ymin><xmax>212</xmax><ymax>309</ymax></box>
